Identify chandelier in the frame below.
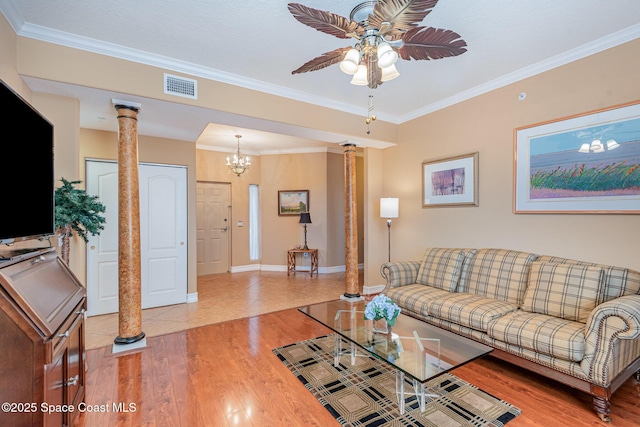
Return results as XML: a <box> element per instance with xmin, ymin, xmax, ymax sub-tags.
<box><xmin>226</xmin><ymin>134</ymin><xmax>251</xmax><ymax>176</ymax></box>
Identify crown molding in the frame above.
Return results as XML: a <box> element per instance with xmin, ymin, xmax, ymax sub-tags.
<box><xmin>399</xmin><ymin>23</ymin><xmax>640</xmax><ymax>122</ymax></box>
<box><xmin>0</xmin><ymin>1</ymin><xmax>23</xmax><ymax>33</ymax></box>
<box><xmin>14</xmin><ymin>22</ymin><xmax>399</xmax><ymax>122</ymax></box>
<box><xmin>6</xmin><ymin>6</ymin><xmax>637</xmax><ymax>125</ymax></box>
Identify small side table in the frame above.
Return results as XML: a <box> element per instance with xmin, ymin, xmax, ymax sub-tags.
<box><xmin>287</xmin><ymin>249</ymin><xmax>318</xmax><ymax>277</ymax></box>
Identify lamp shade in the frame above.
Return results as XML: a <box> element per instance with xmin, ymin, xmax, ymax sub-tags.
<box><xmin>376</xmin><ymin>42</ymin><xmax>398</xmax><ymax>68</ymax></box>
<box><xmin>350</xmin><ymin>64</ymin><xmax>368</xmax><ymax>85</ymax></box>
<box><xmin>380</xmin><ymin>198</ymin><xmax>399</xmax><ymax>218</ymax></box>
<box><xmin>339</xmin><ymin>48</ymin><xmax>360</xmax><ymax>75</ymax></box>
<box><xmin>299</xmin><ymin>212</ymin><xmax>312</xmax><ymax>224</ymax></box>
<box><xmin>380</xmin><ymin>63</ymin><xmax>400</xmax><ymax>82</ymax></box>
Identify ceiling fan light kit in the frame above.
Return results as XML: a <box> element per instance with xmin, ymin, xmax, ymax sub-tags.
<box><xmin>288</xmin><ymin>0</ymin><xmax>467</xmax><ymax>89</ymax></box>
<box><xmin>288</xmin><ymin>0</ymin><xmax>467</xmax><ymax>131</ymax></box>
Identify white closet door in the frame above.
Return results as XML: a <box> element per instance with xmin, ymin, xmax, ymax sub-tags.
<box><xmin>85</xmin><ymin>161</ymin><xmax>119</xmax><ymax>316</ymax></box>
<box><xmin>139</xmin><ymin>164</ymin><xmax>187</xmax><ymax>309</ymax></box>
<box><xmin>86</xmin><ymin>160</ymin><xmax>187</xmax><ymax>316</ymax></box>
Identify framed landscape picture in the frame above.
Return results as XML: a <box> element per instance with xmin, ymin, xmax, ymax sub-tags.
<box><xmin>422</xmin><ymin>152</ymin><xmax>479</xmax><ymax>208</ymax></box>
<box><xmin>278</xmin><ymin>190</ymin><xmax>309</xmax><ymax>216</ymax></box>
<box><xmin>514</xmin><ymin>100</ymin><xmax>640</xmax><ymax>214</ymax></box>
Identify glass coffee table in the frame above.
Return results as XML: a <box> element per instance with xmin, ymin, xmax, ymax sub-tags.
<box><xmin>298</xmin><ymin>299</ymin><xmax>493</xmax><ymax>414</ymax></box>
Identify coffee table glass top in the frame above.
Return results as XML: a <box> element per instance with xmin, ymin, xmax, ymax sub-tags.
<box><xmin>298</xmin><ymin>299</ymin><xmax>493</xmax><ymax>382</ymax></box>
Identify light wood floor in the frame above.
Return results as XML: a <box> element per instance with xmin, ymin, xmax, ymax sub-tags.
<box><xmin>78</xmin><ymin>272</ymin><xmax>640</xmax><ymax>426</ymax></box>
<box><xmin>85</xmin><ymin>270</ymin><xmax>359</xmax><ymax>350</ymax></box>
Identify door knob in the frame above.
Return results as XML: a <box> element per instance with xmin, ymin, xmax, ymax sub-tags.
<box><xmin>221</xmin><ymin>226</ymin><xmax>228</xmax><ymax>231</ymax></box>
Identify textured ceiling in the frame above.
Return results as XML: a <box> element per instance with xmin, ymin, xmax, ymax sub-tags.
<box><xmin>2</xmin><ymin>0</ymin><xmax>640</xmax><ymax>152</ymax></box>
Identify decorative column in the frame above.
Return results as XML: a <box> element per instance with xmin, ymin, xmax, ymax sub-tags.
<box><xmin>342</xmin><ymin>143</ymin><xmax>362</xmax><ymax>300</ymax></box>
<box><xmin>113</xmin><ymin>102</ymin><xmax>145</xmax><ymax>346</ymax></box>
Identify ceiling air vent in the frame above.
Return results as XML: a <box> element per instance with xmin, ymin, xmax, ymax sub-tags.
<box><xmin>164</xmin><ymin>73</ymin><xmax>197</xmax><ymax>99</ymax></box>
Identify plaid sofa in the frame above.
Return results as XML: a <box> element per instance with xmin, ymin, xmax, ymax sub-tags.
<box><xmin>380</xmin><ymin>248</ymin><xmax>640</xmax><ymax>422</ymax></box>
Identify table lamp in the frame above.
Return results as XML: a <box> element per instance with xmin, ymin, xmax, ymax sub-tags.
<box><xmin>299</xmin><ymin>212</ymin><xmax>312</xmax><ymax>250</ymax></box>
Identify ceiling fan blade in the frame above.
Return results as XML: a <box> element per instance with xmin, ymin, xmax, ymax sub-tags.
<box><xmin>288</xmin><ymin>3</ymin><xmax>362</xmax><ymax>39</ymax></box>
<box><xmin>369</xmin><ymin>0</ymin><xmax>439</xmax><ymax>34</ymax></box>
<box><xmin>397</xmin><ymin>26</ymin><xmax>467</xmax><ymax>60</ymax></box>
<box><xmin>292</xmin><ymin>47</ymin><xmax>351</xmax><ymax>74</ymax></box>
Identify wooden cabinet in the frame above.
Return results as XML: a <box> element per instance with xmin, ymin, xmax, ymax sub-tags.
<box><xmin>0</xmin><ymin>248</ymin><xmax>86</xmax><ymax>427</ymax></box>
<box><xmin>43</xmin><ymin>305</ymin><xmax>85</xmax><ymax>427</ymax></box>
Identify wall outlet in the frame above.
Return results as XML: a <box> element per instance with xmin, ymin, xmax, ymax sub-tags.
<box><xmin>237</xmin><ymin>221</ymin><xmax>243</xmax><ymax>227</ymax></box>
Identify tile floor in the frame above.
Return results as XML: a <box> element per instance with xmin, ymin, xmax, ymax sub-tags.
<box><xmin>85</xmin><ymin>270</ymin><xmax>366</xmax><ymax>350</ymax></box>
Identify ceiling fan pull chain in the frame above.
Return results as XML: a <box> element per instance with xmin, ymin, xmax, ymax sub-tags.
<box><xmin>366</xmin><ymin>89</ymin><xmax>376</xmax><ymax>134</ymax></box>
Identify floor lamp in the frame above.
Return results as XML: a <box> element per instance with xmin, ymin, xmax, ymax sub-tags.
<box><xmin>380</xmin><ymin>198</ymin><xmax>399</xmax><ymax>262</ymax></box>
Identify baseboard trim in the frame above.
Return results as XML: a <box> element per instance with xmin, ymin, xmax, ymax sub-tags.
<box><xmin>228</xmin><ymin>263</ymin><xmax>360</xmax><ymax>274</ymax></box>
<box><xmin>363</xmin><ymin>284</ymin><xmax>385</xmax><ymax>295</ymax></box>
<box><xmin>229</xmin><ymin>264</ymin><xmax>262</xmax><ymax>273</ymax></box>
<box><xmin>186</xmin><ymin>292</ymin><xmax>198</xmax><ymax>303</ymax></box>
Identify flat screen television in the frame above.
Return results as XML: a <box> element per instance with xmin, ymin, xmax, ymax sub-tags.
<box><xmin>0</xmin><ymin>79</ymin><xmax>55</xmax><ymax>248</ymax></box>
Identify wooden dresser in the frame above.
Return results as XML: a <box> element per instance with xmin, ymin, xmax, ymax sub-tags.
<box><xmin>0</xmin><ymin>248</ymin><xmax>86</xmax><ymax>427</ymax></box>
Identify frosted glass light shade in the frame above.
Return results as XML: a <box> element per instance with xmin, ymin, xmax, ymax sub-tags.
<box><xmin>376</xmin><ymin>42</ymin><xmax>398</xmax><ymax>68</ymax></box>
<box><xmin>339</xmin><ymin>48</ymin><xmax>360</xmax><ymax>74</ymax></box>
<box><xmin>381</xmin><ymin>63</ymin><xmax>400</xmax><ymax>82</ymax></box>
<box><xmin>380</xmin><ymin>197</ymin><xmax>399</xmax><ymax>218</ymax></box>
<box><xmin>351</xmin><ymin>64</ymin><xmax>369</xmax><ymax>85</ymax></box>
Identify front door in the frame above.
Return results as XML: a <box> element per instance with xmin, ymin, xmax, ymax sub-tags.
<box><xmin>196</xmin><ymin>181</ymin><xmax>230</xmax><ymax>275</ymax></box>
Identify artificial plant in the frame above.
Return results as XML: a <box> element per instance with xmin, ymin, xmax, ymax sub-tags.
<box><xmin>54</xmin><ymin>178</ymin><xmax>106</xmax><ymax>265</ymax></box>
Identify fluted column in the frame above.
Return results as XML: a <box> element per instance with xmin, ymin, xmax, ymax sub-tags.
<box><xmin>114</xmin><ymin>103</ymin><xmax>145</xmax><ymax>345</ymax></box>
<box><xmin>343</xmin><ymin>143</ymin><xmax>361</xmax><ymax>299</ymax></box>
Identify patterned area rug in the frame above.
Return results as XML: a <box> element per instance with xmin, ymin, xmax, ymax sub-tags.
<box><xmin>273</xmin><ymin>335</ymin><xmax>521</xmax><ymax>427</ymax></box>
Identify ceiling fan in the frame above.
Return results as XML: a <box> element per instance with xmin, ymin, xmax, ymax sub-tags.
<box><xmin>288</xmin><ymin>0</ymin><xmax>467</xmax><ymax>89</ymax></box>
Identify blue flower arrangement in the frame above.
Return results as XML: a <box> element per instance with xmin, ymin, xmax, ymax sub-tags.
<box><xmin>364</xmin><ymin>294</ymin><xmax>401</xmax><ymax>326</ymax></box>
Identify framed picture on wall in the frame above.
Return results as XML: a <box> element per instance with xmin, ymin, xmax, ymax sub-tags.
<box><xmin>514</xmin><ymin>100</ymin><xmax>640</xmax><ymax>214</ymax></box>
<box><xmin>422</xmin><ymin>152</ymin><xmax>479</xmax><ymax>208</ymax></box>
<box><xmin>278</xmin><ymin>190</ymin><xmax>309</xmax><ymax>216</ymax></box>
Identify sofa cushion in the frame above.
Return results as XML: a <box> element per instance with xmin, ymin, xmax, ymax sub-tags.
<box><xmin>426</xmin><ymin>292</ymin><xmax>519</xmax><ymax>331</ymax></box>
<box><xmin>522</xmin><ymin>262</ymin><xmax>603</xmax><ymax>323</ymax></box>
<box><xmin>386</xmin><ymin>284</ymin><xmax>451</xmax><ymax>317</ymax></box>
<box><xmin>487</xmin><ymin>310</ymin><xmax>586</xmax><ymax>362</ymax></box>
<box><xmin>459</xmin><ymin>248</ymin><xmax>539</xmax><ymax>306</ymax></box>
<box><xmin>415</xmin><ymin>248</ymin><xmax>466</xmax><ymax>291</ymax></box>
<box><xmin>536</xmin><ymin>255</ymin><xmax>640</xmax><ymax>305</ymax></box>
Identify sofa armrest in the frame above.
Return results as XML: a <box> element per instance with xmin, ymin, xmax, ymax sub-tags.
<box><xmin>581</xmin><ymin>294</ymin><xmax>640</xmax><ymax>385</ymax></box>
<box><xmin>380</xmin><ymin>261</ymin><xmax>421</xmax><ymax>292</ymax></box>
